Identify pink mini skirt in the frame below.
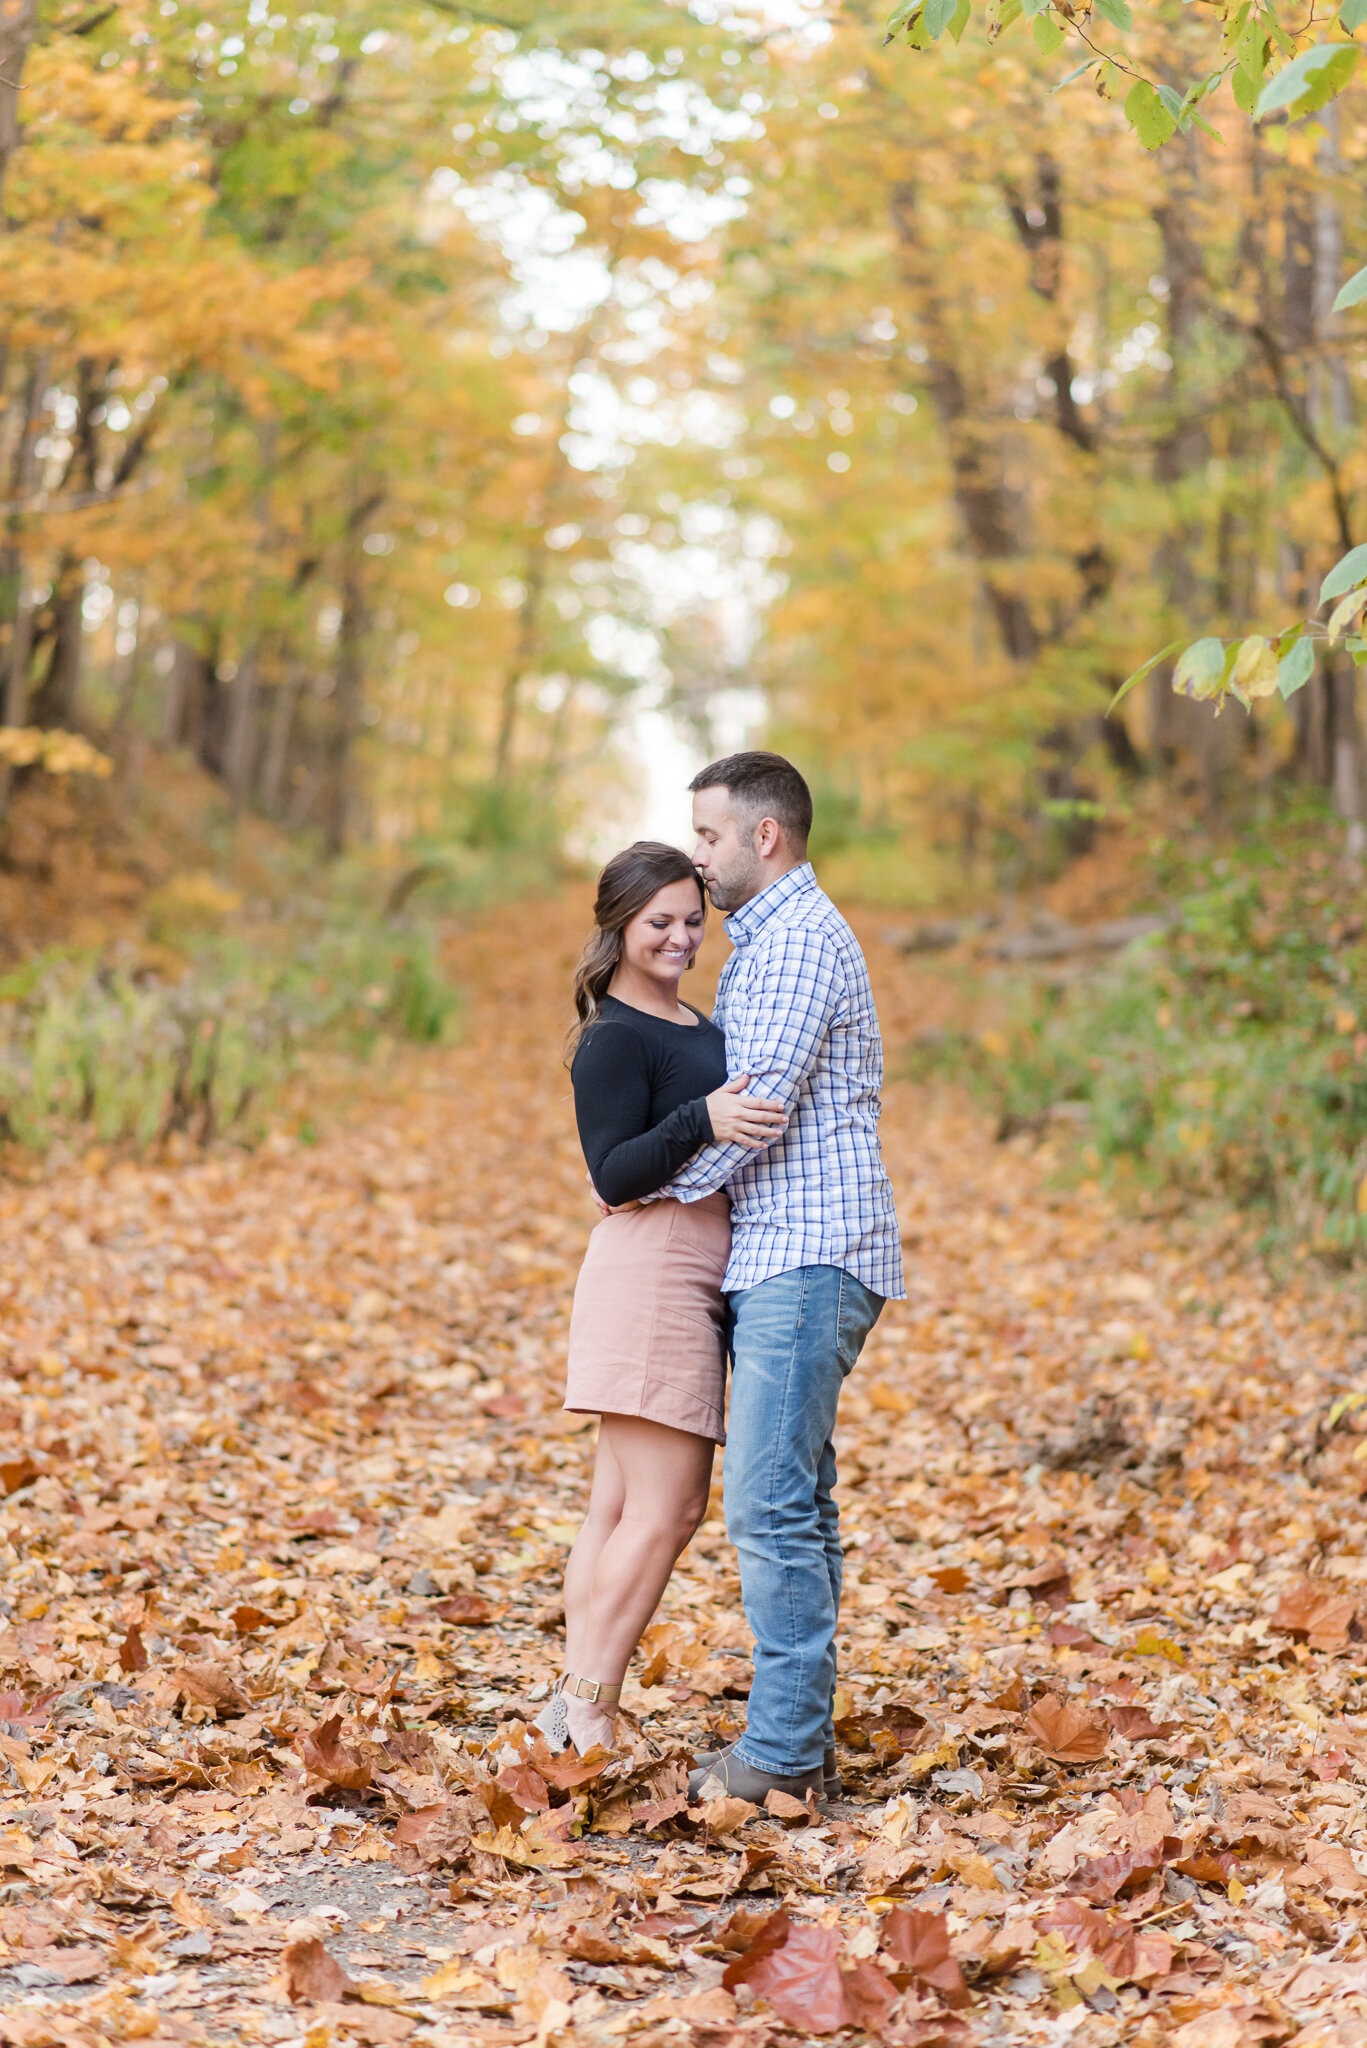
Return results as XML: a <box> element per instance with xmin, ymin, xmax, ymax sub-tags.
<box><xmin>564</xmin><ymin>1192</ymin><xmax>731</xmax><ymax>1444</ymax></box>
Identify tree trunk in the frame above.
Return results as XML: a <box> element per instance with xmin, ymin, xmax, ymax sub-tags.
<box><xmin>890</xmin><ymin>182</ymin><xmax>1038</xmax><ymax>666</ymax></box>
<box><xmin>2</xmin><ymin>353</ymin><xmax>50</xmax><ymax>728</ymax></box>
<box><xmin>0</xmin><ymin>0</ymin><xmax>36</xmax><ymax>211</ymax></box>
<box><xmin>1313</xmin><ymin>107</ymin><xmax>1352</xmax><ymax>435</ymax></box>
<box><xmin>494</xmin><ymin>545</ymin><xmax>547</xmax><ymax>780</ymax></box>
<box><xmin>322</xmin><ymin>487</ymin><xmax>378</xmax><ymax>856</ymax></box>
<box><xmin>1147</xmin><ymin>137</ymin><xmax>1243</xmax><ymax>806</ymax></box>
<box><xmin>225</xmin><ymin>646</ymin><xmax>259</xmax><ymax>808</ymax></box>
<box><xmin>28</xmin><ymin>555</ymin><xmax>86</xmax><ymax>729</ymax></box>
<box><xmin>258</xmin><ymin>667</ymin><xmax>300</xmax><ymax>818</ymax></box>
<box><xmin>1329</xmin><ymin>660</ymin><xmax>1366</xmax><ymax>855</ymax></box>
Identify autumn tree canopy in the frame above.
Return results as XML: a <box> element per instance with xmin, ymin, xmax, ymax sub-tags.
<box><xmin>2</xmin><ymin>0</ymin><xmax>1366</xmax><ymax>876</ymax></box>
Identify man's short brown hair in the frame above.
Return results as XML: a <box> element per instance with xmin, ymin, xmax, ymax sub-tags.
<box><xmin>689</xmin><ymin>751</ymin><xmax>813</xmax><ymax>852</ymax></box>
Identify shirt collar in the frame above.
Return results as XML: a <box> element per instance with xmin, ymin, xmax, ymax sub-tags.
<box><xmin>723</xmin><ymin>861</ymin><xmax>817</xmax><ymax>949</ymax></box>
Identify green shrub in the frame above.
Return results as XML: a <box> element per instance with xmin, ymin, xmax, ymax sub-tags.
<box><xmin>0</xmin><ymin>911</ymin><xmax>459</xmax><ymax>1156</ymax></box>
<box><xmin>940</xmin><ymin>869</ymin><xmax>1367</xmax><ymax>1262</ymax></box>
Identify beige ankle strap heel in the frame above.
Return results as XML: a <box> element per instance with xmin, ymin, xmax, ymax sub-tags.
<box><xmin>561</xmin><ymin>1674</ymin><xmax>622</xmax><ymax>1705</ymax></box>
<box><xmin>531</xmin><ymin>1673</ymin><xmax>622</xmax><ymax>1755</ymax></box>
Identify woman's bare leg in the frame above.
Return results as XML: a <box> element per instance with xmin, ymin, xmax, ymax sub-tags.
<box><xmin>559</xmin><ymin>1413</ymin><xmax>715</xmax><ymax>1752</ymax></box>
<box><xmin>562</xmin><ymin>1423</ymin><xmax>626</xmax><ymax>1683</ymax></box>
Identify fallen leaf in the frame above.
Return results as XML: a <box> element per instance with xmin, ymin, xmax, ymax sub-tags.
<box><xmin>1176</xmin><ymin>1850</ymin><xmax>1240</xmax><ymax>1889</ymax></box>
<box><xmin>722</xmin><ymin>1913</ymin><xmax>848</xmax><ymax>2033</ymax></box>
<box><xmin>176</xmin><ymin>1660</ymin><xmax>250</xmax><ymax>1718</ymax></box>
<box><xmin>284</xmin><ymin>1935</ymin><xmax>357</xmax><ymax>2004</ymax></box>
<box><xmin>697</xmin><ymin>1794</ymin><xmax>758</xmax><ymax>1834</ymax></box>
<box><xmin>431</xmin><ymin>1594</ymin><xmax>496</xmax><ymax>1625</ymax></box>
<box><xmin>1273</xmin><ymin>1583</ymin><xmax>1357</xmax><ymax>1649</ymax></box>
<box><xmin>118</xmin><ymin>1623</ymin><xmax>148</xmax><ymax>1673</ymax></box>
<box><xmin>1069</xmin><ymin>1842</ymin><xmax>1169</xmax><ymax>1902</ymax></box>
<box><xmin>1024</xmin><ymin>1694</ymin><xmax>1109</xmax><ymax>1763</ymax></box>
<box><xmin>231</xmin><ymin>1604</ymin><xmax>278</xmax><ymax>1633</ymax></box>
<box><xmin>880</xmin><ymin>1906</ymin><xmax>971</xmax><ymax>2007</ymax></box>
<box><xmin>763</xmin><ymin>1787</ymin><xmax>815</xmax><ymax>1826</ymax></box>
<box><xmin>0</xmin><ymin>1457</ymin><xmax>38</xmax><ymax>1496</ymax></box>
<box><xmin>1107</xmin><ymin>1705</ymin><xmax>1177</xmax><ymax>1741</ymax></box>
<box><xmin>295</xmin><ymin>1712</ymin><xmax>371</xmax><ymax>1790</ymax></box>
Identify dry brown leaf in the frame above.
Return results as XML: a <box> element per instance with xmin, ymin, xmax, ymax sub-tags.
<box><xmin>1273</xmin><ymin>1583</ymin><xmax>1357</xmax><ymax>1648</ymax></box>
<box><xmin>176</xmin><ymin>1660</ymin><xmax>249</xmax><ymax>1717</ymax></box>
<box><xmin>1023</xmin><ymin>1693</ymin><xmax>1109</xmax><ymax>1763</ymax></box>
<box><xmin>431</xmin><ymin>1594</ymin><xmax>496</xmax><ymax>1624</ymax></box>
<box><xmin>696</xmin><ymin>1794</ymin><xmax>758</xmax><ymax>1834</ymax></box>
<box><xmin>0</xmin><ymin>1457</ymin><xmax>38</xmax><ymax>1496</ymax></box>
<box><xmin>294</xmin><ymin>1711</ymin><xmax>371</xmax><ymax>1790</ymax></box>
<box><xmin>117</xmin><ymin>1622</ymin><xmax>148</xmax><ymax>1673</ymax></box>
<box><xmin>283</xmin><ymin>1935</ymin><xmax>357</xmax><ymax>2004</ymax></box>
<box><xmin>880</xmin><ymin>1905</ymin><xmax>971</xmax><ymax>2008</ymax></box>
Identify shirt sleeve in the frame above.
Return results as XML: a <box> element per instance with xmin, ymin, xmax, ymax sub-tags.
<box><xmin>655</xmin><ymin>927</ymin><xmax>843</xmax><ymax>1202</ymax></box>
<box><xmin>572</xmin><ymin>1022</ymin><xmax>715</xmax><ymax>1207</ymax></box>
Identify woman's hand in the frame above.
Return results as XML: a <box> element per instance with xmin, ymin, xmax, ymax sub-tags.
<box><xmin>705</xmin><ymin>1074</ymin><xmax>787</xmax><ymax>1149</ymax></box>
<box><xmin>586</xmin><ymin>1172</ymin><xmax>639</xmax><ymax>1217</ymax></box>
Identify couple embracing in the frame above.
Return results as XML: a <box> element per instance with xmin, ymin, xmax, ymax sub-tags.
<box><xmin>536</xmin><ymin>751</ymin><xmax>905</xmax><ymax>1809</ymax></box>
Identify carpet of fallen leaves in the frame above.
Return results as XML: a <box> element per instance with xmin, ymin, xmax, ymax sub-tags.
<box><xmin>2</xmin><ymin>890</ymin><xmax>1367</xmax><ymax>2048</ymax></box>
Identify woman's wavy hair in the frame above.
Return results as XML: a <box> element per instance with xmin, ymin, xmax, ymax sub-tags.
<box><xmin>568</xmin><ymin>841</ymin><xmax>706</xmax><ymax>1057</ymax></box>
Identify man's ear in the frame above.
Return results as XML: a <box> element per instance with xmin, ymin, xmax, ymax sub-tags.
<box><xmin>755</xmin><ymin>816</ymin><xmax>782</xmax><ymax>861</ymax></box>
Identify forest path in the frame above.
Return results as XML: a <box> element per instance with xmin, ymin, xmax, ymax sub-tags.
<box><xmin>0</xmin><ymin>891</ymin><xmax>1364</xmax><ymax>2046</ymax></box>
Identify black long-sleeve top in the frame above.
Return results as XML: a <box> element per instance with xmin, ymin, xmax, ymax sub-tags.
<box><xmin>571</xmin><ymin>995</ymin><xmax>728</xmax><ymax>1207</ymax></box>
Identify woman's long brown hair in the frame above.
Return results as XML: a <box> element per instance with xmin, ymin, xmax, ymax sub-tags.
<box><xmin>568</xmin><ymin>841</ymin><xmax>706</xmax><ymax>1058</ymax></box>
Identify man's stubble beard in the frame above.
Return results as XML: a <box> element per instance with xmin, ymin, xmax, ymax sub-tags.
<box><xmin>705</xmin><ymin>840</ymin><xmax>762</xmax><ymax>914</ymax></box>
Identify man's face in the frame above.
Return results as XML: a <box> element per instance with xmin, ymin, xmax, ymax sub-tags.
<box><xmin>691</xmin><ymin>786</ymin><xmax>764</xmax><ymax>912</ymax></box>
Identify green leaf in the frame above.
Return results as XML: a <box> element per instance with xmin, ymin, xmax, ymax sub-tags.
<box><xmin>1255</xmin><ymin>41</ymin><xmax>1360</xmax><ymax>120</ymax></box>
<box><xmin>1156</xmin><ymin>81</ymin><xmax>1185</xmax><ymax>121</ymax></box>
<box><xmin>923</xmin><ymin>0</ymin><xmax>959</xmax><ymax>38</ymax></box>
<box><xmin>1319</xmin><ymin>543</ymin><xmax>1367</xmax><ymax>602</ymax></box>
<box><xmin>1232</xmin><ymin>64</ymin><xmax>1260</xmax><ymax>109</ymax></box>
<box><xmin>1266</xmin><ymin>12</ymin><xmax>1297</xmax><ymax>57</ymax></box>
<box><xmin>1092</xmin><ymin>0</ymin><xmax>1132</xmax><ymax>27</ymax></box>
<box><xmin>1278</xmin><ymin>635</ymin><xmax>1316</xmax><ymax>698</ymax></box>
<box><xmin>1022</xmin><ymin>0</ymin><xmax>1051</xmax><ymax>16</ymax></box>
<box><xmin>1033</xmin><ymin>11</ymin><xmax>1065</xmax><ymax>52</ymax></box>
<box><xmin>1342</xmin><ymin>0</ymin><xmax>1367</xmax><ymax>30</ymax></box>
<box><xmin>1125</xmin><ymin>77</ymin><xmax>1179</xmax><ymax>148</ymax></box>
<box><xmin>1173</xmin><ymin>636</ymin><xmax>1227</xmax><ymax>699</ymax></box>
<box><xmin>1222</xmin><ymin>1</ymin><xmax>1252</xmax><ymax>54</ymax></box>
<box><xmin>1107</xmin><ymin>637</ymin><xmax>1188</xmax><ymax>714</ymax></box>
<box><xmin>1052</xmin><ymin>56</ymin><xmax>1099</xmax><ymax>90</ymax></box>
<box><xmin>1333</xmin><ymin>264</ymin><xmax>1367</xmax><ymax>313</ymax></box>
<box><xmin>947</xmin><ymin>0</ymin><xmax>972</xmax><ymax>41</ymax></box>
<box><xmin>1236</xmin><ymin>19</ymin><xmax>1268</xmax><ymax>82</ymax></box>
<box><xmin>885</xmin><ymin>0</ymin><xmax>922</xmax><ymax>37</ymax></box>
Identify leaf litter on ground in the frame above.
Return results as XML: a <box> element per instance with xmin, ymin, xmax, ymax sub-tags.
<box><xmin>0</xmin><ymin>894</ymin><xmax>1365</xmax><ymax>2043</ymax></box>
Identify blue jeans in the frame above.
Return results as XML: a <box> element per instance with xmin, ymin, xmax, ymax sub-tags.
<box><xmin>722</xmin><ymin>1264</ymin><xmax>884</xmax><ymax>1776</ymax></box>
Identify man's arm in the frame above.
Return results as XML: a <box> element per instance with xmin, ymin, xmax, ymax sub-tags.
<box><xmin>657</xmin><ymin>927</ymin><xmax>842</xmax><ymax>1201</ymax></box>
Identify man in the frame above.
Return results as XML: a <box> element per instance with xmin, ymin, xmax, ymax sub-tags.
<box><xmin>656</xmin><ymin>750</ymin><xmax>905</xmax><ymax>1807</ymax></box>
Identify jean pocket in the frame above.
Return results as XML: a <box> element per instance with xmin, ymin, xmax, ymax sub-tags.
<box><xmin>836</xmin><ymin>1275</ymin><xmax>882</xmax><ymax>1376</ymax></box>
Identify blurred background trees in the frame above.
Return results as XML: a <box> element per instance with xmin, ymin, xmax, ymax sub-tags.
<box><xmin>4</xmin><ymin>0</ymin><xmax>1367</xmax><ymax>892</ymax></box>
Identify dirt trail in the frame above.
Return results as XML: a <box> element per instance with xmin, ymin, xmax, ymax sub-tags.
<box><xmin>0</xmin><ymin>892</ymin><xmax>1365</xmax><ymax>2047</ymax></box>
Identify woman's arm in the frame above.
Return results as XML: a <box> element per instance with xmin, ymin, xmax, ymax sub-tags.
<box><xmin>573</xmin><ymin>1023</ymin><xmax>721</xmax><ymax>1207</ymax></box>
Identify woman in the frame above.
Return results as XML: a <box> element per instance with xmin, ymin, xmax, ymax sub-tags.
<box><xmin>535</xmin><ymin>842</ymin><xmax>785</xmax><ymax>1756</ymax></box>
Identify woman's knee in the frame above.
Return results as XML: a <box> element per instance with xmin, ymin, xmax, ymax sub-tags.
<box><xmin>623</xmin><ymin>1490</ymin><xmax>708</xmax><ymax>1551</ymax></box>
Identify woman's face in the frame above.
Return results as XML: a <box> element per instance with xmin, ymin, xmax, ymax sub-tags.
<box><xmin>619</xmin><ymin>878</ymin><xmax>705</xmax><ymax>989</ymax></box>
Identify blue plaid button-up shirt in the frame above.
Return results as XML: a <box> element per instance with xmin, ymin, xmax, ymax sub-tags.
<box><xmin>658</xmin><ymin>862</ymin><xmax>905</xmax><ymax>1299</ymax></box>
